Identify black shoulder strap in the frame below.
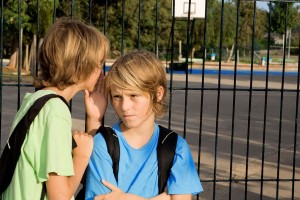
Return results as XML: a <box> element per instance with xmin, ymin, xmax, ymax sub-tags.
<box><xmin>157</xmin><ymin>125</ymin><xmax>178</xmax><ymax>194</ymax></box>
<box><xmin>75</xmin><ymin>126</ymin><xmax>120</xmax><ymax>200</ymax></box>
<box><xmin>0</xmin><ymin>94</ymin><xmax>68</xmax><ymax>195</ymax></box>
<box><xmin>97</xmin><ymin>126</ymin><xmax>120</xmax><ymax>182</ymax></box>
<box><xmin>90</xmin><ymin>125</ymin><xmax>177</xmax><ymax>194</ymax></box>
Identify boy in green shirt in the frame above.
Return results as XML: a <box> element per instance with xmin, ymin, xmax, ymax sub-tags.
<box><xmin>1</xmin><ymin>17</ymin><xmax>109</xmax><ymax>200</ymax></box>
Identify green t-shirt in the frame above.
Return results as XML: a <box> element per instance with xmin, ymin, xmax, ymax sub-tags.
<box><xmin>1</xmin><ymin>90</ymin><xmax>74</xmax><ymax>200</ymax></box>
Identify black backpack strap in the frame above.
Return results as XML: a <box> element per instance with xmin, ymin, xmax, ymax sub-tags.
<box><xmin>98</xmin><ymin>126</ymin><xmax>120</xmax><ymax>182</ymax></box>
<box><xmin>157</xmin><ymin>125</ymin><xmax>178</xmax><ymax>194</ymax></box>
<box><xmin>76</xmin><ymin>125</ymin><xmax>176</xmax><ymax>198</ymax></box>
<box><xmin>0</xmin><ymin>94</ymin><xmax>68</xmax><ymax>196</ymax></box>
<box><xmin>75</xmin><ymin>126</ymin><xmax>120</xmax><ymax>200</ymax></box>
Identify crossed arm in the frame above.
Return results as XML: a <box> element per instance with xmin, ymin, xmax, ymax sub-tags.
<box><xmin>93</xmin><ymin>180</ymin><xmax>192</xmax><ymax>200</ymax></box>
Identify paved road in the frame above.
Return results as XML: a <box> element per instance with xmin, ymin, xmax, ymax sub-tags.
<box><xmin>1</xmin><ymin>73</ymin><xmax>299</xmax><ymax>199</ymax></box>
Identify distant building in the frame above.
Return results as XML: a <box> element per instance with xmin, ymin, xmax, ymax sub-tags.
<box><xmin>273</xmin><ymin>35</ymin><xmax>283</xmax><ymax>45</ymax></box>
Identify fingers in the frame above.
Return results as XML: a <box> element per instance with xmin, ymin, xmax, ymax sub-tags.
<box><xmin>72</xmin><ymin>130</ymin><xmax>94</xmax><ymax>158</ymax></box>
<box><xmin>94</xmin><ymin>195</ymin><xmax>105</xmax><ymax>200</ymax></box>
<box><xmin>99</xmin><ymin>77</ymin><xmax>105</xmax><ymax>94</ymax></box>
<box><xmin>84</xmin><ymin>89</ymin><xmax>89</xmax><ymax>103</ymax></box>
<box><xmin>93</xmin><ymin>75</ymin><xmax>105</xmax><ymax>93</ymax></box>
<box><xmin>101</xmin><ymin>179</ymin><xmax>120</xmax><ymax>191</ymax></box>
<box><xmin>72</xmin><ymin>130</ymin><xmax>93</xmax><ymax>148</ymax></box>
<box><xmin>72</xmin><ymin>130</ymin><xmax>86</xmax><ymax>137</ymax></box>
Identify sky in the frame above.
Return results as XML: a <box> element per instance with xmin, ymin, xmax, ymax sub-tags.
<box><xmin>256</xmin><ymin>1</ymin><xmax>300</xmax><ymax>11</ymax></box>
<box><xmin>257</xmin><ymin>1</ymin><xmax>269</xmax><ymax>11</ymax></box>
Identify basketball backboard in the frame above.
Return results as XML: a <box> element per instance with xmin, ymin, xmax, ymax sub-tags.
<box><xmin>172</xmin><ymin>0</ymin><xmax>206</xmax><ymax>19</ymax></box>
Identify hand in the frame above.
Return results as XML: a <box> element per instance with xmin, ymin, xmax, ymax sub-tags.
<box><xmin>151</xmin><ymin>192</ymin><xmax>171</xmax><ymax>200</ymax></box>
<box><xmin>85</xmin><ymin>75</ymin><xmax>108</xmax><ymax>123</ymax></box>
<box><xmin>94</xmin><ymin>180</ymin><xmax>171</xmax><ymax>200</ymax></box>
<box><xmin>94</xmin><ymin>180</ymin><xmax>126</xmax><ymax>200</ymax></box>
<box><xmin>72</xmin><ymin>130</ymin><xmax>93</xmax><ymax>159</ymax></box>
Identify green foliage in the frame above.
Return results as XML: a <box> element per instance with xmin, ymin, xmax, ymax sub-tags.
<box><xmin>109</xmin><ymin>0</ymin><xmax>171</xmax><ymax>54</ymax></box>
<box><xmin>269</xmin><ymin>2</ymin><xmax>298</xmax><ymax>35</ymax></box>
<box><xmin>1</xmin><ymin>0</ymin><xmax>299</xmax><ymax>60</ymax></box>
<box><xmin>2</xmin><ymin>0</ymin><xmax>55</xmax><ymax>57</ymax></box>
<box><xmin>4</xmin><ymin>0</ymin><xmax>29</xmax><ymax>30</ymax></box>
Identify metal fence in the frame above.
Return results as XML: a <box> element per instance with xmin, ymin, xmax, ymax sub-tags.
<box><xmin>0</xmin><ymin>0</ymin><xmax>299</xmax><ymax>199</ymax></box>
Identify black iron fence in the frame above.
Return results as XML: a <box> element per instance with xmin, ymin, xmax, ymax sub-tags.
<box><xmin>0</xmin><ymin>0</ymin><xmax>299</xmax><ymax>199</ymax></box>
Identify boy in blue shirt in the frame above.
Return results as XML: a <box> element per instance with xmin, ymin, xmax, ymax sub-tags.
<box><xmin>85</xmin><ymin>50</ymin><xmax>203</xmax><ymax>200</ymax></box>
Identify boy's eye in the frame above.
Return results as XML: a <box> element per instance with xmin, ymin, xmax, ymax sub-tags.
<box><xmin>112</xmin><ymin>95</ymin><xmax>121</xmax><ymax>99</ymax></box>
<box><xmin>130</xmin><ymin>94</ymin><xmax>140</xmax><ymax>98</ymax></box>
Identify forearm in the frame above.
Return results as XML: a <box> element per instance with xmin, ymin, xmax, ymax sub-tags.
<box><xmin>122</xmin><ymin>192</ymin><xmax>170</xmax><ymax>200</ymax></box>
<box><xmin>170</xmin><ymin>194</ymin><xmax>192</xmax><ymax>200</ymax></box>
<box><xmin>86</xmin><ymin>116</ymin><xmax>101</xmax><ymax>136</ymax></box>
<box><xmin>69</xmin><ymin>153</ymin><xmax>90</xmax><ymax>194</ymax></box>
<box><xmin>46</xmin><ymin>155</ymin><xmax>89</xmax><ymax>199</ymax></box>
<box><xmin>122</xmin><ymin>192</ymin><xmax>191</xmax><ymax>200</ymax></box>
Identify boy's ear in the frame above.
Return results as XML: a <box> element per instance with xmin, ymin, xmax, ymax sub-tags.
<box><xmin>156</xmin><ymin>86</ymin><xmax>164</xmax><ymax>102</ymax></box>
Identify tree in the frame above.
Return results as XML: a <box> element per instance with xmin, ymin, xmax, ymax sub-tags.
<box><xmin>269</xmin><ymin>1</ymin><xmax>298</xmax><ymax>57</ymax></box>
<box><xmin>3</xmin><ymin>0</ymin><xmax>29</xmax><ymax>69</ymax></box>
<box><xmin>88</xmin><ymin>0</ymin><xmax>172</xmax><ymax>57</ymax></box>
<box><xmin>3</xmin><ymin>0</ymin><xmax>54</xmax><ymax>74</ymax></box>
<box><xmin>269</xmin><ymin>2</ymin><xmax>297</xmax><ymax>35</ymax></box>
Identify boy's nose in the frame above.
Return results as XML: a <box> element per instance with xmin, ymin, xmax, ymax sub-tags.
<box><xmin>121</xmin><ymin>97</ymin><xmax>131</xmax><ymax>111</ymax></box>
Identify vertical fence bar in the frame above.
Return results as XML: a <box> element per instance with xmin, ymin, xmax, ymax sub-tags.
<box><xmin>71</xmin><ymin>0</ymin><xmax>74</xmax><ymax>18</ymax></box>
<box><xmin>137</xmin><ymin>0</ymin><xmax>142</xmax><ymax>49</ymax></box>
<box><xmin>53</xmin><ymin>0</ymin><xmax>56</xmax><ymax>23</ymax></box>
<box><xmin>88</xmin><ymin>0</ymin><xmax>92</xmax><ymax>24</ymax></box>
<box><xmin>182</xmin><ymin>0</ymin><xmax>193</xmax><ymax>138</ymax></box>
<box><xmin>17</xmin><ymin>0</ymin><xmax>22</xmax><ymax>109</ymax></box>
<box><xmin>84</xmin><ymin>0</ymin><xmax>93</xmax><ymax>132</ymax></box>
<box><xmin>168</xmin><ymin>0</ymin><xmax>176</xmax><ymax>130</ymax></box>
<box><xmin>197</xmin><ymin>0</ymin><xmax>208</xmax><ymax>198</ymax></box>
<box><xmin>0</xmin><ymin>0</ymin><xmax>3</xmax><ymax>151</ymax></box>
<box><xmin>155</xmin><ymin>0</ymin><xmax>158</xmax><ymax>56</ymax></box>
<box><xmin>69</xmin><ymin>0</ymin><xmax>75</xmax><ymax>112</ymax></box>
<box><xmin>213</xmin><ymin>0</ymin><xmax>225</xmax><ymax>198</ymax></box>
<box><xmin>121</xmin><ymin>0</ymin><xmax>125</xmax><ymax>55</ymax></box>
<box><xmin>291</xmin><ymin>30</ymin><xmax>300</xmax><ymax>200</ymax></box>
<box><xmin>276</xmin><ymin>2</ymin><xmax>288</xmax><ymax>199</ymax></box>
<box><xmin>245</xmin><ymin>2</ymin><xmax>257</xmax><ymax>199</ymax></box>
<box><xmin>260</xmin><ymin>3</ymin><xmax>272</xmax><ymax>199</ymax></box>
<box><xmin>104</xmin><ymin>0</ymin><xmax>108</xmax><ymax>36</ymax></box>
<box><xmin>229</xmin><ymin>0</ymin><xmax>240</xmax><ymax>198</ymax></box>
<box><xmin>35</xmin><ymin>0</ymin><xmax>40</xmax><ymax>82</ymax></box>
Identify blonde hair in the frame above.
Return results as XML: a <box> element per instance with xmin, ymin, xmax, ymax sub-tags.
<box><xmin>105</xmin><ymin>49</ymin><xmax>168</xmax><ymax>118</ymax></box>
<box><xmin>35</xmin><ymin>17</ymin><xmax>109</xmax><ymax>90</ymax></box>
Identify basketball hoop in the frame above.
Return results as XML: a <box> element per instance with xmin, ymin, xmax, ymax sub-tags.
<box><xmin>172</xmin><ymin>0</ymin><xmax>206</xmax><ymax>19</ymax></box>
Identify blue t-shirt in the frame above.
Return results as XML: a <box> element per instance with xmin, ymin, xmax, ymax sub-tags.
<box><xmin>85</xmin><ymin>123</ymin><xmax>203</xmax><ymax>199</ymax></box>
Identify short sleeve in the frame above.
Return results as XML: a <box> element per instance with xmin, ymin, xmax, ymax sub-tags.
<box><xmin>167</xmin><ymin>136</ymin><xmax>203</xmax><ymax>195</ymax></box>
<box><xmin>34</xmin><ymin>99</ymin><xmax>74</xmax><ymax>182</ymax></box>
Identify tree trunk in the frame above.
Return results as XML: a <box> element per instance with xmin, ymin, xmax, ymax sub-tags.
<box><xmin>24</xmin><ymin>44</ymin><xmax>29</xmax><ymax>72</ymax></box>
<box><xmin>8</xmin><ymin>50</ymin><xmax>18</xmax><ymax>68</ymax></box>
<box><xmin>8</xmin><ymin>34</ymin><xmax>19</xmax><ymax>68</ymax></box>
<box><xmin>29</xmin><ymin>34</ymin><xmax>37</xmax><ymax>77</ymax></box>
<box><xmin>227</xmin><ymin>44</ymin><xmax>235</xmax><ymax>62</ymax></box>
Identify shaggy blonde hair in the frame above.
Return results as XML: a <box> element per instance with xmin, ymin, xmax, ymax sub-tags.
<box><xmin>35</xmin><ymin>17</ymin><xmax>109</xmax><ymax>90</ymax></box>
<box><xmin>105</xmin><ymin>49</ymin><xmax>168</xmax><ymax>118</ymax></box>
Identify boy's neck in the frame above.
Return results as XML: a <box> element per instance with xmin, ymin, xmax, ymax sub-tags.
<box><xmin>42</xmin><ymin>86</ymin><xmax>80</xmax><ymax>102</ymax></box>
<box><xmin>120</xmin><ymin>120</ymin><xmax>156</xmax><ymax>149</ymax></box>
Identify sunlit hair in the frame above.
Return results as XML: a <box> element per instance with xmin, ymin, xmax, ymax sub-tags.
<box><xmin>105</xmin><ymin>49</ymin><xmax>168</xmax><ymax>118</ymax></box>
<box><xmin>35</xmin><ymin>17</ymin><xmax>109</xmax><ymax>90</ymax></box>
